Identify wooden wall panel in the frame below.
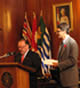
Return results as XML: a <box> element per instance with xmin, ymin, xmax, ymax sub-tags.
<box><xmin>0</xmin><ymin>0</ymin><xmax>25</xmax><ymax>62</ymax></box>
<box><xmin>0</xmin><ymin>29</ymin><xmax>4</xmax><ymax>55</ymax></box>
<box><xmin>72</xmin><ymin>0</ymin><xmax>80</xmax><ymax>66</ymax></box>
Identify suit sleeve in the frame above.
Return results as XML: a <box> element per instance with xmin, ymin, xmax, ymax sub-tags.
<box><xmin>31</xmin><ymin>52</ymin><xmax>41</xmax><ymax>72</ymax></box>
<box><xmin>58</xmin><ymin>40</ymin><xmax>78</xmax><ymax>71</ymax></box>
<box><xmin>14</xmin><ymin>53</ymin><xmax>21</xmax><ymax>63</ymax></box>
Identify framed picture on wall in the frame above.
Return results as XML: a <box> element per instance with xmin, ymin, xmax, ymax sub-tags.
<box><xmin>53</xmin><ymin>2</ymin><xmax>73</xmax><ymax>32</ymax></box>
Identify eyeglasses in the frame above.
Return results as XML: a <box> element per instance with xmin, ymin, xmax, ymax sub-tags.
<box><xmin>18</xmin><ymin>45</ymin><xmax>26</xmax><ymax>49</ymax></box>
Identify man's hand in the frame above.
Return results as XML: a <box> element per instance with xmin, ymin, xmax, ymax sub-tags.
<box><xmin>53</xmin><ymin>62</ymin><xmax>58</xmax><ymax>67</ymax></box>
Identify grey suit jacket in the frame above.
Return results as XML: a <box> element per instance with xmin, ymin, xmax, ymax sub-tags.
<box><xmin>58</xmin><ymin>35</ymin><xmax>79</xmax><ymax>87</ymax></box>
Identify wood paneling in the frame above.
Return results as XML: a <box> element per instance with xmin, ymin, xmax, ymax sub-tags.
<box><xmin>0</xmin><ymin>0</ymin><xmax>25</xmax><ymax>61</ymax></box>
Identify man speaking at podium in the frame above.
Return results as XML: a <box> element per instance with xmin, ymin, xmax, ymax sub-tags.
<box><xmin>15</xmin><ymin>39</ymin><xmax>42</xmax><ymax>88</ymax></box>
<box><xmin>52</xmin><ymin>23</ymin><xmax>79</xmax><ymax>88</ymax></box>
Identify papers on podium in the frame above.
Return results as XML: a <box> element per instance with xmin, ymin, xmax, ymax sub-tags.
<box><xmin>44</xmin><ymin>59</ymin><xmax>58</xmax><ymax>66</ymax></box>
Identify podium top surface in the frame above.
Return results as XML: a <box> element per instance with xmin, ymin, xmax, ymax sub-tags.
<box><xmin>0</xmin><ymin>62</ymin><xmax>36</xmax><ymax>72</ymax></box>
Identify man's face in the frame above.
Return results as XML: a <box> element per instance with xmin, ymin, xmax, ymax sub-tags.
<box><xmin>56</xmin><ymin>28</ymin><xmax>65</xmax><ymax>39</ymax></box>
<box><xmin>18</xmin><ymin>40</ymin><xmax>29</xmax><ymax>55</ymax></box>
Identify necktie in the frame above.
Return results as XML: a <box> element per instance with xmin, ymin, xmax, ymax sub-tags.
<box><xmin>58</xmin><ymin>42</ymin><xmax>64</xmax><ymax>58</ymax></box>
<box><xmin>21</xmin><ymin>55</ymin><xmax>24</xmax><ymax>63</ymax></box>
<box><xmin>60</xmin><ymin>42</ymin><xmax>64</xmax><ymax>51</ymax></box>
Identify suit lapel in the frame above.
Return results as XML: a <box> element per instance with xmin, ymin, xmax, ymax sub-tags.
<box><xmin>22</xmin><ymin>50</ymin><xmax>31</xmax><ymax>63</ymax></box>
<box><xmin>58</xmin><ymin>42</ymin><xmax>64</xmax><ymax>58</ymax></box>
<box><xmin>60</xmin><ymin>45</ymin><xmax>65</xmax><ymax>57</ymax></box>
<box><xmin>25</xmin><ymin>50</ymin><xmax>31</xmax><ymax>58</ymax></box>
<box><xmin>58</xmin><ymin>44</ymin><xmax>65</xmax><ymax>58</ymax></box>
<box><xmin>58</xmin><ymin>36</ymin><xmax>70</xmax><ymax>58</ymax></box>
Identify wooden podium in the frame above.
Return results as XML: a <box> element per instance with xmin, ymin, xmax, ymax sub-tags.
<box><xmin>0</xmin><ymin>63</ymin><xmax>36</xmax><ymax>88</ymax></box>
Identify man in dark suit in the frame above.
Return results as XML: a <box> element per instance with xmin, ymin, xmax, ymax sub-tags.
<box><xmin>52</xmin><ymin>23</ymin><xmax>79</xmax><ymax>88</ymax></box>
<box><xmin>15</xmin><ymin>39</ymin><xmax>42</xmax><ymax>88</ymax></box>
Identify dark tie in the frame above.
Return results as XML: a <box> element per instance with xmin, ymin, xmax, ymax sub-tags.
<box><xmin>58</xmin><ymin>42</ymin><xmax>64</xmax><ymax>58</ymax></box>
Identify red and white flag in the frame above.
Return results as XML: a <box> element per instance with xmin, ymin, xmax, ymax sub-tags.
<box><xmin>31</xmin><ymin>12</ymin><xmax>37</xmax><ymax>51</ymax></box>
<box><xmin>22</xmin><ymin>12</ymin><xmax>32</xmax><ymax>45</ymax></box>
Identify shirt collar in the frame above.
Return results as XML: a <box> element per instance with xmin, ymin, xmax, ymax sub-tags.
<box><xmin>24</xmin><ymin>49</ymin><xmax>29</xmax><ymax>58</ymax></box>
<box><xmin>63</xmin><ymin>35</ymin><xmax>69</xmax><ymax>44</ymax></box>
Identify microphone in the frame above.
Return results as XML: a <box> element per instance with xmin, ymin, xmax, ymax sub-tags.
<box><xmin>8</xmin><ymin>52</ymin><xmax>16</xmax><ymax>56</ymax></box>
<box><xmin>0</xmin><ymin>52</ymin><xmax>16</xmax><ymax>59</ymax></box>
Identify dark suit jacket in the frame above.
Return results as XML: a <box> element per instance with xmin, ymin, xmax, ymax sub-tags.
<box><xmin>15</xmin><ymin>50</ymin><xmax>42</xmax><ymax>88</ymax></box>
<box><xmin>58</xmin><ymin>36</ymin><xmax>79</xmax><ymax>87</ymax></box>
<box><xmin>15</xmin><ymin>50</ymin><xmax>41</xmax><ymax>75</ymax></box>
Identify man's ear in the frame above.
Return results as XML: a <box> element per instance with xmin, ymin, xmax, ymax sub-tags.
<box><xmin>64</xmin><ymin>30</ymin><xmax>66</xmax><ymax>34</ymax></box>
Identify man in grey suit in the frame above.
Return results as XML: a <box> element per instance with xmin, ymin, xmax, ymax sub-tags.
<box><xmin>52</xmin><ymin>23</ymin><xmax>79</xmax><ymax>88</ymax></box>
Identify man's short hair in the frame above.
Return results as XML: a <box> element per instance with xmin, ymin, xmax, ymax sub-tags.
<box><xmin>25</xmin><ymin>40</ymin><xmax>29</xmax><ymax>45</ymax></box>
<box><xmin>19</xmin><ymin>39</ymin><xmax>29</xmax><ymax>44</ymax></box>
<box><xmin>19</xmin><ymin>39</ymin><xmax>31</xmax><ymax>48</ymax></box>
<box><xmin>57</xmin><ymin>23</ymin><xmax>70</xmax><ymax>34</ymax></box>
<box><xmin>25</xmin><ymin>39</ymin><xmax>31</xmax><ymax>48</ymax></box>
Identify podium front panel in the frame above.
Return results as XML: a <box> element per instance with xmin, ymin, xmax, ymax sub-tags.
<box><xmin>0</xmin><ymin>66</ymin><xmax>30</xmax><ymax>88</ymax></box>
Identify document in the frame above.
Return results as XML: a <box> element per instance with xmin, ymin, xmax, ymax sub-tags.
<box><xmin>44</xmin><ymin>59</ymin><xmax>58</xmax><ymax>66</ymax></box>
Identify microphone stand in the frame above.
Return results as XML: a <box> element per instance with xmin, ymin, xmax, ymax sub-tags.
<box><xmin>0</xmin><ymin>52</ymin><xmax>15</xmax><ymax>60</ymax></box>
<box><xmin>0</xmin><ymin>54</ymin><xmax>10</xmax><ymax>59</ymax></box>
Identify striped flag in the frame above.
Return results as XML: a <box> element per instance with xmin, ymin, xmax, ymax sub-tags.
<box><xmin>22</xmin><ymin>12</ymin><xmax>32</xmax><ymax>45</ymax></box>
<box><xmin>37</xmin><ymin>16</ymin><xmax>51</xmax><ymax>75</ymax></box>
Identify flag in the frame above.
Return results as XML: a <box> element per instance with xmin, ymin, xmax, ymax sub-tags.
<box><xmin>37</xmin><ymin>16</ymin><xmax>51</xmax><ymax>75</ymax></box>
<box><xmin>22</xmin><ymin>12</ymin><xmax>32</xmax><ymax>45</ymax></box>
<box><xmin>31</xmin><ymin>12</ymin><xmax>37</xmax><ymax>51</ymax></box>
